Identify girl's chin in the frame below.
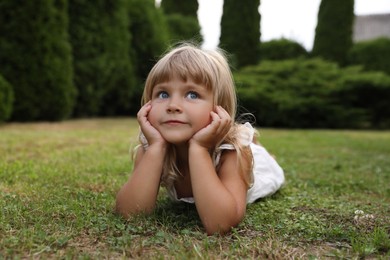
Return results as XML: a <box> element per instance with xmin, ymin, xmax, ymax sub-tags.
<box><xmin>161</xmin><ymin>135</ymin><xmax>191</xmax><ymax>145</ymax></box>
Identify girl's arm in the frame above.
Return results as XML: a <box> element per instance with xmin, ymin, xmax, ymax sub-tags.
<box><xmin>189</xmin><ymin>143</ymin><xmax>249</xmax><ymax>235</ymax></box>
<box><xmin>189</xmin><ymin>106</ymin><xmax>249</xmax><ymax>234</ymax></box>
<box><xmin>116</xmin><ymin>101</ymin><xmax>166</xmax><ymax>217</ymax></box>
<box><xmin>115</xmin><ymin>142</ymin><xmax>166</xmax><ymax>217</ymax></box>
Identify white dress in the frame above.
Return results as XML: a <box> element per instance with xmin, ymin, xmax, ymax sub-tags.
<box><xmin>165</xmin><ymin>122</ymin><xmax>285</xmax><ymax>204</ymax></box>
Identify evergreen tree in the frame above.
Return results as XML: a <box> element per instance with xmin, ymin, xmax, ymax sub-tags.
<box><xmin>128</xmin><ymin>0</ymin><xmax>169</xmax><ymax>81</ymax></box>
<box><xmin>160</xmin><ymin>0</ymin><xmax>198</xmax><ymax>17</ymax></box>
<box><xmin>0</xmin><ymin>0</ymin><xmax>75</xmax><ymax>121</ymax></box>
<box><xmin>220</xmin><ymin>0</ymin><xmax>261</xmax><ymax>68</ymax></box>
<box><xmin>0</xmin><ymin>74</ymin><xmax>13</xmax><ymax>122</ymax></box>
<box><xmin>127</xmin><ymin>0</ymin><xmax>170</xmax><ymax>114</ymax></box>
<box><xmin>68</xmin><ymin>0</ymin><xmax>135</xmax><ymax>116</ymax></box>
<box><xmin>312</xmin><ymin>0</ymin><xmax>354</xmax><ymax>65</ymax></box>
<box><xmin>160</xmin><ymin>0</ymin><xmax>202</xmax><ymax>43</ymax></box>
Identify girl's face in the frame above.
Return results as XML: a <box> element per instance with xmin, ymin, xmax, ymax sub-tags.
<box><xmin>147</xmin><ymin>75</ymin><xmax>214</xmax><ymax>145</ymax></box>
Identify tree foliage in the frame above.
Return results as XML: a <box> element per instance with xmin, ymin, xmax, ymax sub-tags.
<box><xmin>312</xmin><ymin>0</ymin><xmax>354</xmax><ymax>65</ymax></box>
<box><xmin>235</xmin><ymin>58</ymin><xmax>390</xmax><ymax>128</ymax></box>
<box><xmin>69</xmin><ymin>0</ymin><xmax>135</xmax><ymax>116</ymax></box>
<box><xmin>160</xmin><ymin>0</ymin><xmax>202</xmax><ymax>43</ymax></box>
<box><xmin>220</xmin><ymin>0</ymin><xmax>261</xmax><ymax>68</ymax></box>
<box><xmin>0</xmin><ymin>0</ymin><xmax>75</xmax><ymax>121</ymax></box>
<box><xmin>128</xmin><ymin>0</ymin><xmax>169</xmax><ymax>81</ymax></box>
<box><xmin>127</xmin><ymin>0</ymin><xmax>170</xmax><ymax>114</ymax></box>
<box><xmin>0</xmin><ymin>74</ymin><xmax>13</xmax><ymax>122</ymax></box>
<box><xmin>259</xmin><ymin>39</ymin><xmax>308</xmax><ymax>61</ymax></box>
<box><xmin>160</xmin><ymin>0</ymin><xmax>198</xmax><ymax>17</ymax></box>
<box><xmin>347</xmin><ymin>37</ymin><xmax>390</xmax><ymax>75</ymax></box>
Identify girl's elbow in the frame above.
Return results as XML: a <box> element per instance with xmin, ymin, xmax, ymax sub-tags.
<box><xmin>205</xmin><ymin>225</ymin><xmax>232</xmax><ymax>236</ymax></box>
<box><xmin>204</xmin><ymin>217</ymin><xmax>242</xmax><ymax>235</ymax></box>
<box><xmin>115</xmin><ymin>202</ymin><xmax>131</xmax><ymax>219</ymax></box>
<box><xmin>115</xmin><ymin>201</ymin><xmax>154</xmax><ymax>219</ymax></box>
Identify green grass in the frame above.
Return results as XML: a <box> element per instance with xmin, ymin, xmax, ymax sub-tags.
<box><xmin>1</xmin><ymin>118</ymin><xmax>389</xmax><ymax>258</ymax></box>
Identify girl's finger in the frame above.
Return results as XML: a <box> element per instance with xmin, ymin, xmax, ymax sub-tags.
<box><xmin>216</xmin><ymin>106</ymin><xmax>230</xmax><ymax>119</ymax></box>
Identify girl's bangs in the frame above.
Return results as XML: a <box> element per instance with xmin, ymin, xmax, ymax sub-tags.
<box><xmin>151</xmin><ymin>49</ymin><xmax>215</xmax><ymax>90</ymax></box>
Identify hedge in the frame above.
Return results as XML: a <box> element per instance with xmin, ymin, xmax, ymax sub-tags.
<box><xmin>0</xmin><ymin>0</ymin><xmax>75</xmax><ymax>121</ymax></box>
<box><xmin>69</xmin><ymin>0</ymin><xmax>135</xmax><ymax>116</ymax></box>
<box><xmin>259</xmin><ymin>39</ymin><xmax>308</xmax><ymax>61</ymax></box>
<box><xmin>347</xmin><ymin>37</ymin><xmax>390</xmax><ymax>75</ymax></box>
<box><xmin>234</xmin><ymin>58</ymin><xmax>390</xmax><ymax>128</ymax></box>
<box><xmin>0</xmin><ymin>74</ymin><xmax>13</xmax><ymax>122</ymax></box>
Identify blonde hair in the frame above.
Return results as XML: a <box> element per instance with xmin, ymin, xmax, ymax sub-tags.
<box><xmin>140</xmin><ymin>43</ymin><xmax>253</xmax><ymax>188</ymax></box>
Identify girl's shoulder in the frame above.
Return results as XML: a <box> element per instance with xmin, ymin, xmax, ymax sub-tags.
<box><xmin>213</xmin><ymin>122</ymin><xmax>255</xmax><ymax>165</ymax></box>
<box><xmin>218</xmin><ymin>122</ymin><xmax>255</xmax><ymax>150</ymax></box>
<box><xmin>235</xmin><ymin>122</ymin><xmax>256</xmax><ymax>146</ymax></box>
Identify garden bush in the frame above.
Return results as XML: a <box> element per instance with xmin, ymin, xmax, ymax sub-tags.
<box><xmin>127</xmin><ymin>0</ymin><xmax>170</xmax><ymax>115</ymax></box>
<box><xmin>234</xmin><ymin>58</ymin><xmax>390</xmax><ymax>129</ymax></box>
<box><xmin>0</xmin><ymin>74</ymin><xmax>13</xmax><ymax>122</ymax></box>
<box><xmin>259</xmin><ymin>38</ymin><xmax>308</xmax><ymax>61</ymax></box>
<box><xmin>347</xmin><ymin>37</ymin><xmax>390</xmax><ymax>75</ymax></box>
<box><xmin>311</xmin><ymin>0</ymin><xmax>354</xmax><ymax>65</ymax></box>
<box><xmin>220</xmin><ymin>0</ymin><xmax>260</xmax><ymax>68</ymax></box>
<box><xmin>334</xmin><ymin>67</ymin><xmax>390</xmax><ymax>128</ymax></box>
<box><xmin>69</xmin><ymin>0</ymin><xmax>135</xmax><ymax>116</ymax></box>
<box><xmin>165</xmin><ymin>14</ymin><xmax>202</xmax><ymax>43</ymax></box>
<box><xmin>0</xmin><ymin>0</ymin><xmax>75</xmax><ymax>121</ymax></box>
<box><xmin>160</xmin><ymin>0</ymin><xmax>202</xmax><ymax>43</ymax></box>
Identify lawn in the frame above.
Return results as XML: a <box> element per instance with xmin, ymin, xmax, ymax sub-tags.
<box><xmin>0</xmin><ymin>118</ymin><xmax>389</xmax><ymax>258</ymax></box>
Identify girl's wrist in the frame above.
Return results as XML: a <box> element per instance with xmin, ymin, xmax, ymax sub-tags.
<box><xmin>147</xmin><ymin>141</ymin><xmax>168</xmax><ymax>152</ymax></box>
<box><xmin>189</xmin><ymin>140</ymin><xmax>211</xmax><ymax>153</ymax></box>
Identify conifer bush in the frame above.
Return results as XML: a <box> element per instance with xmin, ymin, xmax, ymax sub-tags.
<box><xmin>259</xmin><ymin>39</ymin><xmax>308</xmax><ymax>61</ymax></box>
<box><xmin>69</xmin><ymin>0</ymin><xmax>135</xmax><ymax>116</ymax></box>
<box><xmin>347</xmin><ymin>37</ymin><xmax>390</xmax><ymax>75</ymax></box>
<box><xmin>220</xmin><ymin>0</ymin><xmax>261</xmax><ymax>68</ymax></box>
<box><xmin>312</xmin><ymin>0</ymin><xmax>354</xmax><ymax>65</ymax></box>
<box><xmin>127</xmin><ymin>0</ymin><xmax>170</xmax><ymax>114</ymax></box>
<box><xmin>335</xmin><ymin>68</ymin><xmax>390</xmax><ymax>128</ymax></box>
<box><xmin>0</xmin><ymin>74</ymin><xmax>13</xmax><ymax>122</ymax></box>
<box><xmin>0</xmin><ymin>0</ymin><xmax>75</xmax><ymax>121</ymax></box>
<box><xmin>160</xmin><ymin>0</ymin><xmax>202</xmax><ymax>43</ymax></box>
<box><xmin>235</xmin><ymin>58</ymin><xmax>390</xmax><ymax>128</ymax></box>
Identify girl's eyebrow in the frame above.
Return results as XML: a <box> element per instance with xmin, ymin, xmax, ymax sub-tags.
<box><xmin>154</xmin><ymin>81</ymin><xmax>206</xmax><ymax>90</ymax></box>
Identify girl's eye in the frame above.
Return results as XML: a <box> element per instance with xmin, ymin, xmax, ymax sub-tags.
<box><xmin>158</xmin><ymin>91</ymin><xmax>169</xmax><ymax>99</ymax></box>
<box><xmin>186</xmin><ymin>91</ymin><xmax>199</xmax><ymax>99</ymax></box>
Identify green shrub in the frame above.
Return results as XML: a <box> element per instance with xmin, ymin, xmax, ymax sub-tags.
<box><xmin>220</xmin><ymin>0</ymin><xmax>260</xmax><ymax>68</ymax></box>
<box><xmin>165</xmin><ymin>14</ymin><xmax>202</xmax><ymax>42</ymax></box>
<box><xmin>127</xmin><ymin>0</ymin><xmax>170</xmax><ymax>115</ymax></box>
<box><xmin>128</xmin><ymin>0</ymin><xmax>169</xmax><ymax>78</ymax></box>
<box><xmin>312</xmin><ymin>0</ymin><xmax>354</xmax><ymax>65</ymax></box>
<box><xmin>0</xmin><ymin>74</ymin><xmax>13</xmax><ymax>122</ymax></box>
<box><xmin>347</xmin><ymin>37</ymin><xmax>390</xmax><ymax>75</ymax></box>
<box><xmin>160</xmin><ymin>0</ymin><xmax>198</xmax><ymax>18</ymax></box>
<box><xmin>235</xmin><ymin>58</ymin><xmax>375</xmax><ymax>128</ymax></box>
<box><xmin>260</xmin><ymin>39</ymin><xmax>308</xmax><ymax>61</ymax></box>
<box><xmin>334</xmin><ymin>67</ymin><xmax>390</xmax><ymax>128</ymax></box>
<box><xmin>69</xmin><ymin>0</ymin><xmax>135</xmax><ymax>116</ymax></box>
<box><xmin>0</xmin><ymin>0</ymin><xmax>75</xmax><ymax>121</ymax></box>
<box><xmin>160</xmin><ymin>0</ymin><xmax>202</xmax><ymax>43</ymax></box>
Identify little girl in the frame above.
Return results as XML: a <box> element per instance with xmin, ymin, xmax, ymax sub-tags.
<box><xmin>116</xmin><ymin>43</ymin><xmax>284</xmax><ymax>235</ymax></box>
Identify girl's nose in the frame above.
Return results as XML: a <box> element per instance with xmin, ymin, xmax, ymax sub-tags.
<box><xmin>167</xmin><ymin>99</ymin><xmax>182</xmax><ymax>113</ymax></box>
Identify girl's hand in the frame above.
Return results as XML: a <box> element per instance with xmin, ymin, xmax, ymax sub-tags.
<box><xmin>190</xmin><ymin>106</ymin><xmax>232</xmax><ymax>150</ymax></box>
<box><xmin>137</xmin><ymin>101</ymin><xmax>166</xmax><ymax>147</ymax></box>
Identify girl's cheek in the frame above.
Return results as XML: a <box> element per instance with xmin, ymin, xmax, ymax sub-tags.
<box><xmin>147</xmin><ymin>106</ymin><xmax>158</xmax><ymax>127</ymax></box>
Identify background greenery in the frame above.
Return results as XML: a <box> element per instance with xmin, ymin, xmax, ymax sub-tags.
<box><xmin>220</xmin><ymin>0</ymin><xmax>261</xmax><ymax>68</ymax></box>
<box><xmin>235</xmin><ymin>58</ymin><xmax>390</xmax><ymax>129</ymax></box>
<box><xmin>312</xmin><ymin>0</ymin><xmax>355</xmax><ymax>65</ymax></box>
<box><xmin>0</xmin><ymin>0</ymin><xmax>389</xmax><ymax>129</ymax></box>
<box><xmin>0</xmin><ymin>0</ymin><xmax>75</xmax><ymax>121</ymax></box>
<box><xmin>0</xmin><ymin>118</ymin><xmax>389</xmax><ymax>258</ymax></box>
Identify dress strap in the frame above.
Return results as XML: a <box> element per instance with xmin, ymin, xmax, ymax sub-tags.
<box><xmin>213</xmin><ymin>122</ymin><xmax>255</xmax><ymax>166</ymax></box>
